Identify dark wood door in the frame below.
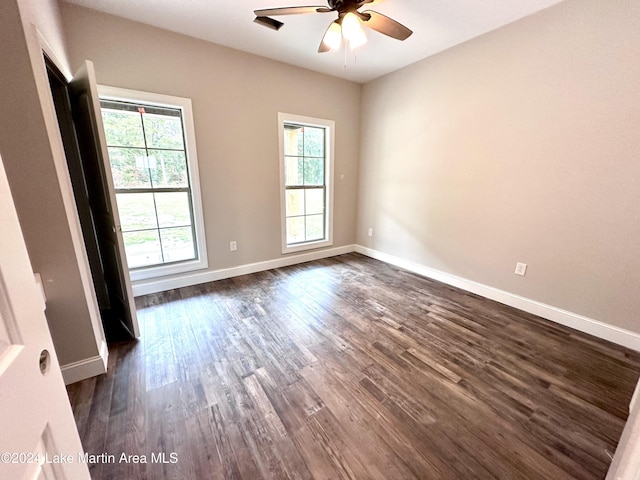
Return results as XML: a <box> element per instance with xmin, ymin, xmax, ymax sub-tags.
<box><xmin>68</xmin><ymin>61</ymin><xmax>139</xmax><ymax>340</ymax></box>
<box><xmin>46</xmin><ymin>57</ymin><xmax>110</xmax><ymax>311</ymax></box>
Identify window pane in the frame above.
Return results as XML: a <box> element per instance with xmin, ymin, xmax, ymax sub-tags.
<box><xmin>303</xmin><ymin>127</ymin><xmax>324</xmax><ymax>157</ymax></box>
<box><xmin>305</xmin><ymin>189</ymin><xmax>324</xmax><ymax>215</ymax></box>
<box><xmin>101</xmin><ymin>109</ymin><xmax>145</xmax><ymax>147</ymax></box>
<box><xmin>148</xmin><ymin>150</ymin><xmax>188</xmax><ymax>188</ymax></box>
<box><xmin>116</xmin><ymin>193</ymin><xmax>158</xmax><ymax>231</ymax></box>
<box><xmin>285</xmin><ymin>190</ymin><xmax>304</xmax><ymax>217</ymax></box>
<box><xmin>303</xmin><ymin>157</ymin><xmax>324</xmax><ymax>185</ymax></box>
<box><xmin>284</xmin><ymin>126</ymin><xmax>303</xmax><ymax>156</ymax></box>
<box><xmin>306</xmin><ymin>214</ymin><xmax>324</xmax><ymax>241</ymax></box>
<box><xmin>160</xmin><ymin>227</ymin><xmax>195</xmax><ymax>263</ymax></box>
<box><xmin>284</xmin><ymin>156</ymin><xmax>303</xmax><ymax>186</ymax></box>
<box><xmin>108</xmin><ymin>147</ymin><xmax>152</xmax><ymax>189</ymax></box>
<box><xmin>154</xmin><ymin>192</ymin><xmax>192</xmax><ymax>228</ymax></box>
<box><xmin>142</xmin><ymin>113</ymin><xmax>184</xmax><ymax>149</ymax></box>
<box><xmin>123</xmin><ymin>230</ymin><xmax>162</xmax><ymax>268</ymax></box>
<box><xmin>286</xmin><ymin>217</ymin><xmax>305</xmax><ymax>244</ymax></box>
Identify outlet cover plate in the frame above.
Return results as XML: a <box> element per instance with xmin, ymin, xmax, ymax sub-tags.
<box><xmin>515</xmin><ymin>262</ymin><xmax>527</xmax><ymax>276</ymax></box>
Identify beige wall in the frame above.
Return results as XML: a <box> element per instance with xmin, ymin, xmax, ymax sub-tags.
<box><xmin>0</xmin><ymin>0</ymin><xmax>106</xmax><ymax>366</ymax></box>
<box><xmin>358</xmin><ymin>0</ymin><xmax>640</xmax><ymax>333</ymax></box>
<box><xmin>17</xmin><ymin>0</ymin><xmax>69</xmax><ymax>71</ymax></box>
<box><xmin>60</xmin><ymin>3</ymin><xmax>361</xmax><ymax>276</ymax></box>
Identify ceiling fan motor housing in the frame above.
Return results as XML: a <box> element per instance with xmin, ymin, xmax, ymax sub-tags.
<box><xmin>327</xmin><ymin>0</ymin><xmax>367</xmax><ymax>13</ymax></box>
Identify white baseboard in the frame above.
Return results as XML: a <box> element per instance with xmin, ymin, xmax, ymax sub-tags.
<box><xmin>62</xmin><ymin>245</ymin><xmax>639</xmax><ymax>385</ymax></box>
<box><xmin>132</xmin><ymin>244</ymin><xmax>356</xmax><ymax>296</ymax></box>
<box><xmin>355</xmin><ymin>245</ymin><xmax>640</xmax><ymax>352</ymax></box>
<box><xmin>131</xmin><ymin>242</ymin><xmax>640</xmax><ymax>352</ymax></box>
<box><xmin>61</xmin><ymin>340</ymin><xmax>108</xmax><ymax>385</ymax></box>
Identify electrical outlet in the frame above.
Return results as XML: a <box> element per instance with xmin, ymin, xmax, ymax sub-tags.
<box><xmin>230</xmin><ymin>241</ymin><xmax>237</xmax><ymax>252</ymax></box>
<box><xmin>515</xmin><ymin>262</ymin><xmax>527</xmax><ymax>276</ymax></box>
<box><xmin>368</xmin><ymin>228</ymin><xmax>373</xmax><ymax>237</ymax></box>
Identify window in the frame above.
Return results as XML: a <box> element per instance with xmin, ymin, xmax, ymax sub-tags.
<box><xmin>278</xmin><ymin>113</ymin><xmax>334</xmax><ymax>253</ymax></box>
<box><xmin>98</xmin><ymin>86</ymin><xmax>207</xmax><ymax>281</ymax></box>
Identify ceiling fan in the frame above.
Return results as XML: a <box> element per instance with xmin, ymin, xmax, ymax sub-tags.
<box><xmin>254</xmin><ymin>0</ymin><xmax>413</xmax><ymax>53</ymax></box>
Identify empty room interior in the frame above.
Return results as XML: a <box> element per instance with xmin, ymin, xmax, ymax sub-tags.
<box><xmin>2</xmin><ymin>0</ymin><xmax>640</xmax><ymax>478</ymax></box>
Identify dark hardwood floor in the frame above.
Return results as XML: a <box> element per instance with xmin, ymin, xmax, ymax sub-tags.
<box><xmin>67</xmin><ymin>253</ymin><xmax>640</xmax><ymax>480</ymax></box>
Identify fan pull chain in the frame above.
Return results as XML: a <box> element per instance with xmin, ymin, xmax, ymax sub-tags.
<box><xmin>344</xmin><ymin>42</ymin><xmax>348</xmax><ymax>70</ymax></box>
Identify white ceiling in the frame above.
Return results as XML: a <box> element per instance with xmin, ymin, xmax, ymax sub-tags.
<box><xmin>63</xmin><ymin>0</ymin><xmax>565</xmax><ymax>83</ymax></box>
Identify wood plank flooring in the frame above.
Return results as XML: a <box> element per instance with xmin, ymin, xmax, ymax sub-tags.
<box><xmin>67</xmin><ymin>253</ymin><xmax>640</xmax><ymax>480</ymax></box>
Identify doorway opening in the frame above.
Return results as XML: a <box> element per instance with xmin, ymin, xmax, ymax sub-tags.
<box><xmin>45</xmin><ymin>56</ymin><xmax>135</xmax><ymax>344</ymax></box>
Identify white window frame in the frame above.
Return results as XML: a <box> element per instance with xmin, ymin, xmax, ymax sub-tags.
<box><xmin>98</xmin><ymin>85</ymin><xmax>208</xmax><ymax>281</ymax></box>
<box><xmin>278</xmin><ymin>112</ymin><xmax>335</xmax><ymax>254</ymax></box>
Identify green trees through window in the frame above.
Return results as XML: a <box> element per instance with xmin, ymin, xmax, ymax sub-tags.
<box><xmin>100</xmin><ymin>100</ymin><xmax>197</xmax><ymax>269</ymax></box>
<box><xmin>283</xmin><ymin>123</ymin><xmax>327</xmax><ymax>245</ymax></box>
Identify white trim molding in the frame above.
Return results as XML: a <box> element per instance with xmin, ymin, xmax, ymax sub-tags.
<box><xmin>355</xmin><ymin>245</ymin><xmax>640</xmax><ymax>352</ymax></box>
<box><xmin>132</xmin><ymin>243</ymin><xmax>640</xmax><ymax>352</ymax></box>
<box><xmin>61</xmin><ymin>340</ymin><xmax>108</xmax><ymax>385</ymax></box>
<box><xmin>132</xmin><ymin>245</ymin><xmax>355</xmax><ymax>296</ymax></box>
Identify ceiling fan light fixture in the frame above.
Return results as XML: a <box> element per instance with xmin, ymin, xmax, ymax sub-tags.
<box><xmin>341</xmin><ymin>11</ymin><xmax>366</xmax><ymax>46</ymax></box>
<box><xmin>348</xmin><ymin>24</ymin><xmax>367</xmax><ymax>49</ymax></box>
<box><xmin>322</xmin><ymin>20</ymin><xmax>342</xmax><ymax>50</ymax></box>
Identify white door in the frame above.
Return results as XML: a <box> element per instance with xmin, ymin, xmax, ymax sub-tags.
<box><xmin>0</xmin><ymin>153</ymin><xmax>90</xmax><ymax>480</ymax></box>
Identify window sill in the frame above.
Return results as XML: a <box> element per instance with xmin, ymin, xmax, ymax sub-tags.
<box><xmin>129</xmin><ymin>257</ymin><xmax>208</xmax><ymax>282</ymax></box>
<box><xmin>282</xmin><ymin>239</ymin><xmax>333</xmax><ymax>255</ymax></box>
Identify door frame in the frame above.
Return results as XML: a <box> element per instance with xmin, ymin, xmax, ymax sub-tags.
<box><xmin>28</xmin><ymin>24</ymin><xmax>109</xmax><ymax>382</ymax></box>
<box><xmin>606</xmin><ymin>381</ymin><xmax>640</xmax><ymax>479</ymax></box>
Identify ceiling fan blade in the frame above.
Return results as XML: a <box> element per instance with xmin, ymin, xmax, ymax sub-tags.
<box><xmin>254</xmin><ymin>16</ymin><xmax>285</xmax><ymax>31</ymax></box>
<box><xmin>254</xmin><ymin>6</ymin><xmax>332</xmax><ymax>17</ymax></box>
<box><xmin>361</xmin><ymin>10</ymin><xmax>413</xmax><ymax>40</ymax></box>
<box><xmin>318</xmin><ymin>20</ymin><xmax>341</xmax><ymax>52</ymax></box>
<box><xmin>318</xmin><ymin>40</ymin><xmax>331</xmax><ymax>53</ymax></box>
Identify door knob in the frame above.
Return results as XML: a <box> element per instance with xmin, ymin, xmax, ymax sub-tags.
<box><xmin>39</xmin><ymin>349</ymin><xmax>50</xmax><ymax>375</ymax></box>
